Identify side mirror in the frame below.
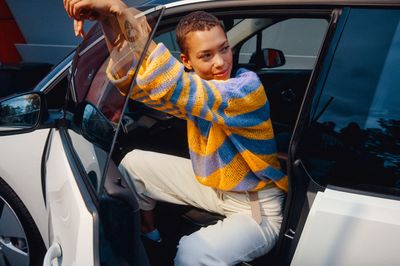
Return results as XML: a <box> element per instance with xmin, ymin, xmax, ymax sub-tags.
<box><xmin>0</xmin><ymin>93</ymin><xmax>42</xmax><ymax>132</ymax></box>
<box><xmin>81</xmin><ymin>102</ymin><xmax>116</xmax><ymax>151</ymax></box>
<box><xmin>250</xmin><ymin>48</ymin><xmax>286</xmax><ymax>68</ymax></box>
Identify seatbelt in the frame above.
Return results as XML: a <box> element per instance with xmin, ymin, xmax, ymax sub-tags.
<box><xmin>247</xmin><ymin>192</ymin><xmax>262</xmax><ymax>224</ymax></box>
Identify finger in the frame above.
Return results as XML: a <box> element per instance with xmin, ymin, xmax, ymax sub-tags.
<box><xmin>72</xmin><ymin>0</ymin><xmax>92</xmax><ymax>20</ymax></box>
<box><xmin>69</xmin><ymin>0</ymin><xmax>83</xmax><ymax>19</ymax></box>
<box><xmin>74</xmin><ymin>19</ymin><xmax>85</xmax><ymax>37</ymax></box>
<box><xmin>64</xmin><ymin>0</ymin><xmax>71</xmax><ymax>17</ymax></box>
<box><xmin>66</xmin><ymin>0</ymin><xmax>75</xmax><ymax>18</ymax></box>
<box><xmin>63</xmin><ymin>0</ymin><xmax>67</xmax><ymax>13</ymax></box>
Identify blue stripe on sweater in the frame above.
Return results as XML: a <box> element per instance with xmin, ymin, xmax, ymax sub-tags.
<box><xmin>231</xmin><ymin>172</ymin><xmax>261</xmax><ymax>191</ymax></box>
<box><xmin>199</xmin><ymin>102</ymin><xmax>209</xmax><ymax>120</ymax></box>
<box><xmin>184</xmin><ymin>75</ymin><xmax>198</xmax><ymax>114</ymax></box>
<box><xmin>148</xmin><ymin>43</ymin><xmax>167</xmax><ymax>62</ymax></box>
<box><xmin>197</xmin><ymin>119</ymin><xmax>211</xmax><ymax>137</ymax></box>
<box><xmin>255</xmin><ymin>165</ymin><xmax>286</xmax><ymax>182</ymax></box>
<box><xmin>214</xmin><ymin>69</ymin><xmax>261</xmax><ymax>101</ymax></box>
<box><xmin>170</xmin><ymin>76</ymin><xmax>184</xmax><ymax>105</ymax></box>
<box><xmin>230</xmin><ymin>134</ymin><xmax>277</xmax><ymax>154</ymax></box>
<box><xmin>146</xmin><ymin>66</ymin><xmax>184</xmax><ymax>97</ymax></box>
<box><xmin>203</xmin><ymin>81</ymin><xmax>216</xmax><ymax>111</ymax></box>
<box><xmin>139</xmin><ymin>56</ymin><xmax>177</xmax><ymax>86</ymax></box>
<box><xmin>190</xmin><ymin>138</ymin><xmax>236</xmax><ymax>177</ymax></box>
<box><xmin>222</xmin><ymin>104</ymin><xmax>270</xmax><ymax>127</ymax></box>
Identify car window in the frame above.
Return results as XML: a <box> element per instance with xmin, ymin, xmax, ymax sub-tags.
<box><xmin>239</xmin><ymin>18</ymin><xmax>328</xmax><ymax>69</ymax></box>
<box><xmin>299</xmin><ymin>8</ymin><xmax>400</xmax><ymax>194</ymax></box>
<box><xmin>66</xmin><ymin>8</ymin><xmax>163</xmax><ymax>195</ymax></box>
<box><xmin>154</xmin><ymin>19</ymin><xmax>245</xmax><ymax>61</ymax></box>
<box><xmin>154</xmin><ymin>30</ymin><xmax>180</xmax><ymax>59</ymax></box>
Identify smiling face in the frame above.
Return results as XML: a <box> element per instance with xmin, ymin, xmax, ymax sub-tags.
<box><xmin>180</xmin><ymin>26</ymin><xmax>233</xmax><ymax>81</ymax></box>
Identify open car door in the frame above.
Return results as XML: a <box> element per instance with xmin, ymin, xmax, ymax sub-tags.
<box><xmin>42</xmin><ymin>5</ymin><xmax>164</xmax><ymax>265</ymax></box>
<box><xmin>282</xmin><ymin>7</ymin><xmax>400</xmax><ymax>265</ymax></box>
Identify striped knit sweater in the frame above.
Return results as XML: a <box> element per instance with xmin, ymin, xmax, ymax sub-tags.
<box><xmin>108</xmin><ymin>43</ymin><xmax>288</xmax><ymax>192</ymax></box>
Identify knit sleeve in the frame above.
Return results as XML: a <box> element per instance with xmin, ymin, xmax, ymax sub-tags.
<box><xmin>108</xmin><ymin>43</ymin><xmax>270</xmax><ymax>127</ymax></box>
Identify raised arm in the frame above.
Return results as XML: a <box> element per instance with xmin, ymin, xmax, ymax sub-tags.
<box><xmin>64</xmin><ymin>0</ymin><xmax>157</xmax><ymax>80</ymax></box>
<box><xmin>108</xmin><ymin>43</ymin><xmax>269</xmax><ymax>128</ymax></box>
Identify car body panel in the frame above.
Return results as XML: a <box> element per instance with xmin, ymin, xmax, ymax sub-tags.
<box><xmin>292</xmin><ymin>188</ymin><xmax>400</xmax><ymax>265</ymax></box>
<box><xmin>45</xmin><ymin>129</ymin><xmax>94</xmax><ymax>265</ymax></box>
<box><xmin>0</xmin><ymin>129</ymin><xmax>50</xmax><ymax>245</ymax></box>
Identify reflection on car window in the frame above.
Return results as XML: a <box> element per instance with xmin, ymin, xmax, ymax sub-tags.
<box><xmin>301</xmin><ymin>8</ymin><xmax>400</xmax><ymax>194</ymax></box>
<box><xmin>239</xmin><ymin>18</ymin><xmax>328</xmax><ymax>69</ymax></box>
<box><xmin>66</xmin><ymin>7</ymin><xmax>162</xmax><ymax>194</ymax></box>
<box><xmin>154</xmin><ymin>30</ymin><xmax>180</xmax><ymax>59</ymax></box>
<box><xmin>0</xmin><ymin>94</ymin><xmax>41</xmax><ymax>130</ymax></box>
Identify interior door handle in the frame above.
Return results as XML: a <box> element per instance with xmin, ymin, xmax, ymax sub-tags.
<box><xmin>281</xmin><ymin>88</ymin><xmax>296</xmax><ymax>103</ymax></box>
<box><xmin>43</xmin><ymin>242</ymin><xmax>62</xmax><ymax>266</ymax></box>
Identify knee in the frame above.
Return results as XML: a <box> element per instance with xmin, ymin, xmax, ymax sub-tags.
<box><xmin>119</xmin><ymin>149</ymin><xmax>141</xmax><ymax>169</ymax></box>
<box><xmin>175</xmin><ymin>236</ymin><xmax>197</xmax><ymax>266</ymax></box>
<box><xmin>175</xmin><ymin>234</ymin><xmax>224</xmax><ymax>266</ymax></box>
<box><xmin>118</xmin><ymin>150</ymin><xmax>145</xmax><ymax>179</ymax></box>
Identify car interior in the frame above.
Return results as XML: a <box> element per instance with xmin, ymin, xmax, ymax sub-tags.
<box><xmin>64</xmin><ymin>7</ymin><xmax>331</xmax><ymax>266</ymax></box>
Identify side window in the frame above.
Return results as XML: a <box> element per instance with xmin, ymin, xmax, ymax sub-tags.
<box><xmin>299</xmin><ymin>9</ymin><xmax>400</xmax><ymax>193</ymax></box>
<box><xmin>239</xmin><ymin>18</ymin><xmax>328</xmax><ymax>69</ymax></box>
<box><xmin>66</xmin><ymin>8</ymin><xmax>164</xmax><ymax>194</ymax></box>
<box><xmin>154</xmin><ymin>31</ymin><xmax>180</xmax><ymax>59</ymax></box>
<box><xmin>154</xmin><ymin>19</ymin><xmax>240</xmax><ymax>61</ymax></box>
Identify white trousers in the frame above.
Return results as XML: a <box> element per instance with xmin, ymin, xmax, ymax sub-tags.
<box><xmin>118</xmin><ymin>150</ymin><xmax>285</xmax><ymax>266</ymax></box>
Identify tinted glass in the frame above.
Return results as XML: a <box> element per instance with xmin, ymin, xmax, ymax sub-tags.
<box><xmin>239</xmin><ymin>18</ymin><xmax>328</xmax><ymax>69</ymax></box>
<box><xmin>300</xmin><ymin>8</ymin><xmax>400</xmax><ymax>193</ymax></box>
<box><xmin>67</xmin><ymin>7</ymin><xmax>162</xmax><ymax>194</ymax></box>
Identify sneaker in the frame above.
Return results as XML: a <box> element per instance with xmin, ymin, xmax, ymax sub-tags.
<box><xmin>142</xmin><ymin>228</ymin><xmax>162</xmax><ymax>243</ymax></box>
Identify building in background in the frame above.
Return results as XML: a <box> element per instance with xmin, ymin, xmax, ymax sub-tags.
<box><xmin>1</xmin><ymin>0</ymin><xmax>84</xmax><ymax>65</ymax></box>
<box><xmin>0</xmin><ymin>0</ymin><xmax>89</xmax><ymax>98</ymax></box>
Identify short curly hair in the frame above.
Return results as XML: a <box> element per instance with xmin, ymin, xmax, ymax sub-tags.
<box><xmin>176</xmin><ymin>11</ymin><xmax>224</xmax><ymax>56</ymax></box>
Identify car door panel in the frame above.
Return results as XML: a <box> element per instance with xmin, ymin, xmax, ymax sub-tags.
<box><xmin>257</xmin><ymin>69</ymin><xmax>311</xmax><ymax>132</ymax></box>
<box><xmin>286</xmin><ymin>7</ymin><xmax>400</xmax><ymax>265</ymax></box>
<box><xmin>291</xmin><ymin>188</ymin><xmax>400</xmax><ymax>265</ymax></box>
<box><xmin>45</xmin><ymin>129</ymin><xmax>96</xmax><ymax>265</ymax></box>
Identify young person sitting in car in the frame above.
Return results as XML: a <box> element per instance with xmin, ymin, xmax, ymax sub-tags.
<box><xmin>64</xmin><ymin>0</ymin><xmax>288</xmax><ymax>265</ymax></box>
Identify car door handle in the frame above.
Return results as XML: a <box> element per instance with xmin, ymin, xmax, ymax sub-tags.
<box><xmin>43</xmin><ymin>242</ymin><xmax>62</xmax><ymax>266</ymax></box>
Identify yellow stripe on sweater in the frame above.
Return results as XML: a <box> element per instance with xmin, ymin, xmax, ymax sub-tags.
<box><xmin>241</xmin><ymin>150</ymin><xmax>281</xmax><ymax>172</ymax></box>
<box><xmin>207</xmin><ymin>80</ymin><xmax>224</xmax><ymax>124</ymax></box>
<box><xmin>275</xmin><ymin>176</ymin><xmax>288</xmax><ymax>193</ymax></box>
<box><xmin>187</xmin><ymin>122</ymin><xmax>227</xmax><ymax>155</ymax></box>
<box><xmin>224</xmin><ymin>84</ymin><xmax>266</xmax><ymax>117</ymax></box>
<box><xmin>225</xmin><ymin>119</ymin><xmax>274</xmax><ymax>139</ymax></box>
<box><xmin>191</xmin><ymin>77</ymin><xmax>207</xmax><ymax>117</ymax></box>
<box><xmin>137</xmin><ymin>50</ymin><xmax>181</xmax><ymax>99</ymax></box>
<box><xmin>196</xmin><ymin>153</ymin><xmax>250</xmax><ymax>191</ymax></box>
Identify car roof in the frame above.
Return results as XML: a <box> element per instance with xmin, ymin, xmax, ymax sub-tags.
<box><xmin>162</xmin><ymin>0</ymin><xmax>400</xmax><ymax>9</ymax></box>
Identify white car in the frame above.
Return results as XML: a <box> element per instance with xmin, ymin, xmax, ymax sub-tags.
<box><xmin>1</xmin><ymin>0</ymin><xmax>400</xmax><ymax>265</ymax></box>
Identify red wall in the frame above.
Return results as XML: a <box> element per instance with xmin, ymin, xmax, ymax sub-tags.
<box><xmin>0</xmin><ymin>0</ymin><xmax>25</xmax><ymax>64</ymax></box>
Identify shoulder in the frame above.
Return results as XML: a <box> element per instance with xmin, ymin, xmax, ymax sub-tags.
<box><xmin>228</xmin><ymin>68</ymin><xmax>263</xmax><ymax>91</ymax></box>
<box><xmin>232</xmin><ymin>68</ymin><xmax>262</xmax><ymax>85</ymax></box>
<box><xmin>234</xmin><ymin>68</ymin><xmax>259</xmax><ymax>79</ymax></box>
